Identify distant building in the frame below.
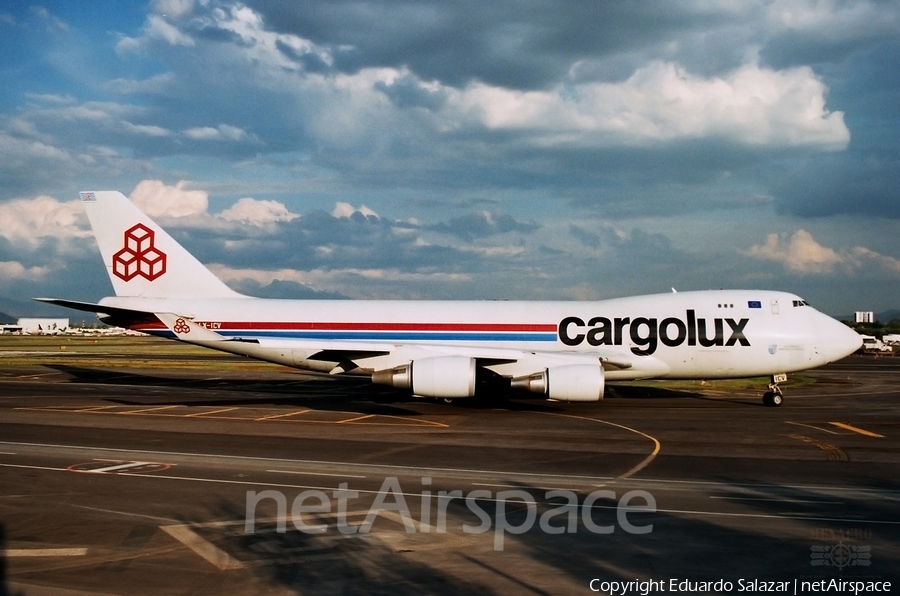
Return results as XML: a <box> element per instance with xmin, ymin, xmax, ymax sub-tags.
<box><xmin>16</xmin><ymin>318</ymin><xmax>69</xmax><ymax>335</ymax></box>
<box><xmin>855</xmin><ymin>311</ymin><xmax>874</xmax><ymax>324</ymax></box>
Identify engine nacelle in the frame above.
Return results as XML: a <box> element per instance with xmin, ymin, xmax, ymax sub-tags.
<box><xmin>511</xmin><ymin>364</ymin><xmax>604</xmax><ymax>402</ymax></box>
<box><xmin>372</xmin><ymin>355</ymin><xmax>477</xmax><ymax>399</ymax></box>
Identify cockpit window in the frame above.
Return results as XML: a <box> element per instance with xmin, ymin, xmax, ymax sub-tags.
<box><xmin>792</xmin><ymin>300</ymin><xmax>810</xmax><ymax>307</ymax></box>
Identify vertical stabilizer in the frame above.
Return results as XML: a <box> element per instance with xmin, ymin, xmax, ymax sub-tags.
<box><xmin>79</xmin><ymin>191</ymin><xmax>244</xmax><ymax>299</ymax></box>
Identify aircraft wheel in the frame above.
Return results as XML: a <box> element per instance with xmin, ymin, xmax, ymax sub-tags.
<box><xmin>763</xmin><ymin>392</ymin><xmax>783</xmax><ymax>407</ymax></box>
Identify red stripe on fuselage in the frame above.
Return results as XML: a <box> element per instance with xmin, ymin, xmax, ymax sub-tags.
<box><xmin>198</xmin><ymin>322</ymin><xmax>556</xmax><ymax>332</ymax></box>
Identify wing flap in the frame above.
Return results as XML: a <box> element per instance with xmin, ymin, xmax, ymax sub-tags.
<box><xmin>250</xmin><ymin>338</ymin><xmax>393</xmax><ymax>354</ymax></box>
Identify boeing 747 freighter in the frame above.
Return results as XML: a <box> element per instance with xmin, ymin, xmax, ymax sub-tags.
<box><xmin>39</xmin><ymin>191</ymin><xmax>862</xmax><ymax>407</ymax></box>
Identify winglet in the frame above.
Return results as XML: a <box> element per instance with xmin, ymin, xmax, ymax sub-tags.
<box><xmin>155</xmin><ymin>313</ymin><xmax>225</xmax><ymax>342</ymax></box>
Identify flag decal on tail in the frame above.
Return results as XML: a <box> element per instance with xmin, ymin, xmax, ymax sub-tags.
<box><xmin>112</xmin><ymin>223</ymin><xmax>167</xmax><ymax>282</ymax></box>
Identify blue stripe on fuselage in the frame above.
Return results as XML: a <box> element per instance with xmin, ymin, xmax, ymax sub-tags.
<box><xmin>216</xmin><ymin>330</ymin><xmax>557</xmax><ymax>342</ymax></box>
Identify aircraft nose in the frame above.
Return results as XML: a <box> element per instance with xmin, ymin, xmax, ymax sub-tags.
<box><xmin>814</xmin><ymin>313</ymin><xmax>862</xmax><ymax>363</ymax></box>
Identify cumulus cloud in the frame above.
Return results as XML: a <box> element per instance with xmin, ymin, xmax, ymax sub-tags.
<box><xmin>0</xmin><ymin>260</ymin><xmax>51</xmax><ymax>279</ymax></box>
<box><xmin>846</xmin><ymin>246</ymin><xmax>900</xmax><ymax>276</ymax></box>
<box><xmin>451</xmin><ymin>61</ymin><xmax>849</xmax><ymax>150</ymax></box>
<box><xmin>130</xmin><ymin>180</ymin><xmax>208</xmax><ymax>218</ymax></box>
<box><xmin>0</xmin><ymin>195</ymin><xmax>89</xmax><ymax>247</ymax></box>
<box><xmin>219</xmin><ymin>197</ymin><xmax>299</xmax><ymax>225</ymax></box>
<box><xmin>107</xmin><ymin>3</ymin><xmax>851</xmax><ymax>155</ymax></box>
<box><xmin>332</xmin><ymin>202</ymin><xmax>379</xmax><ymax>219</ymax></box>
<box><xmin>747</xmin><ymin>229</ymin><xmax>900</xmax><ymax>275</ymax></box>
<box><xmin>747</xmin><ymin>229</ymin><xmax>842</xmax><ymax>273</ymax></box>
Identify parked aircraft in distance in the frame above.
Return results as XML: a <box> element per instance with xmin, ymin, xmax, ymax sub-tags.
<box><xmin>38</xmin><ymin>191</ymin><xmax>861</xmax><ymax>407</ymax></box>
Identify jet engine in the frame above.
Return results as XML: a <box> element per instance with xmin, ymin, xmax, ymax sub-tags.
<box><xmin>511</xmin><ymin>364</ymin><xmax>604</xmax><ymax>402</ymax></box>
<box><xmin>372</xmin><ymin>355</ymin><xmax>476</xmax><ymax>399</ymax></box>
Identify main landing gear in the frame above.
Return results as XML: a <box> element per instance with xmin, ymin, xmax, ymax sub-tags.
<box><xmin>762</xmin><ymin>373</ymin><xmax>787</xmax><ymax>407</ymax></box>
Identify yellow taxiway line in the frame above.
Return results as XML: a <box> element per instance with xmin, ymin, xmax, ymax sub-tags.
<box><xmin>829</xmin><ymin>422</ymin><xmax>884</xmax><ymax>438</ymax></box>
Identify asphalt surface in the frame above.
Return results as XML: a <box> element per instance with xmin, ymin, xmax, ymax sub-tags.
<box><xmin>0</xmin><ymin>349</ymin><xmax>898</xmax><ymax>595</ymax></box>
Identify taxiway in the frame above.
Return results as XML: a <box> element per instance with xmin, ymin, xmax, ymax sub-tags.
<box><xmin>1</xmin><ymin>347</ymin><xmax>898</xmax><ymax>595</ymax></box>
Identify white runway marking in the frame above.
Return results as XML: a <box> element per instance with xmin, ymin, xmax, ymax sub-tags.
<box><xmin>709</xmin><ymin>496</ymin><xmax>844</xmax><ymax>504</ymax></box>
<box><xmin>267</xmin><ymin>469</ymin><xmax>366</xmax><ymax>478</ymax></box>
<box><xmin>88</xmin><ymin>461</ymin><xmax>154</xmax><ymax>474</ymax></box>
<box><xmin>160</xmin><ymin>525</ymin><xmax>245</xmax><ymax>570</ymax></box>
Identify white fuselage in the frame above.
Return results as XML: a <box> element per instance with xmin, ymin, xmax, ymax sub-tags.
<box><xmin>100</xmin><ymin>289</ymin><xmax>859</xmax><ymax>382</ymax></box>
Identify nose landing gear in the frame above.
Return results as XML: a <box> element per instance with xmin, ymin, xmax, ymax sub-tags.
<box><xmin>763</xmin><ymin>373</ymin><xmax>787</xmax><ymax>407</ymax></box>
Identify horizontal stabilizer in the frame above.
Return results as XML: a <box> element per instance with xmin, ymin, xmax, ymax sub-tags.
<box><xmin>33</xmin><ymin>298</ymin><xmax>165</xmax><ymax>331</ymax></box>
<box><xmin>33</xmin><ymin>297</ymin><xmax>145</xmax><ymax>317</ymax></box>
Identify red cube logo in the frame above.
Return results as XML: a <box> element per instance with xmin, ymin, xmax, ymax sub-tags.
<box><xmin>112</xmin><ymin>224</ymin><xmax>167</xmax><ymax>282</ymax></box>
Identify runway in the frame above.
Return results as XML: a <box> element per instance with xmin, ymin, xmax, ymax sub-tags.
<box><xmin>1</xmin><ymin>344</ymin><xmax>898</xmax><ymax>595</ymax></box>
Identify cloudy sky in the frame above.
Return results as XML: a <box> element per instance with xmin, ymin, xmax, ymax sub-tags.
<box><xmin>1</xmin><ymin>0</ymin><xmax>899</xmax><ymax>317</ymax></box>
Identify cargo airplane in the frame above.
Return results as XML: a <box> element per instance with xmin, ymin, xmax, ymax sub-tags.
<box><xmin>38</xmin><ymin>191</ymin><xmax>862</xmax><ymax>407</ymax></box>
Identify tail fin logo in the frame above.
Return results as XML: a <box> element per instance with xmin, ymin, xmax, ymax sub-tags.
<box><xmin>112</xmin><ymin>223</ymin><xmax>167</xmax><ymax>282</ymax></box>
<box><xmin>173</xmin><ymin>318</ymin><xmax>191</xmax><ymax>334</ymax></box>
